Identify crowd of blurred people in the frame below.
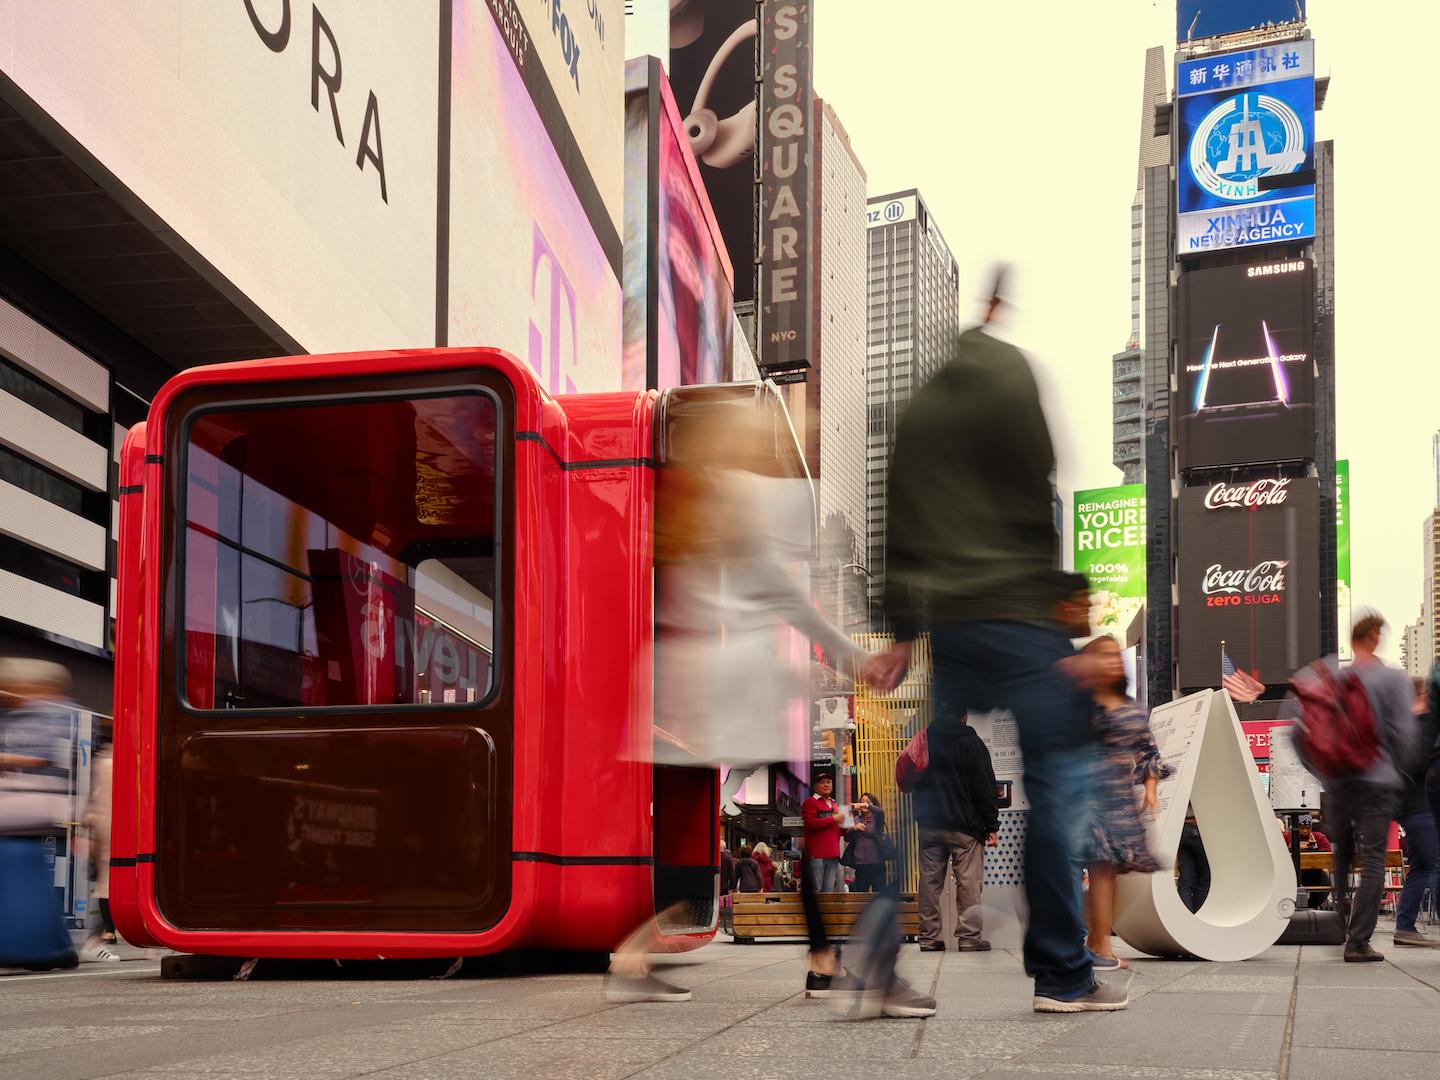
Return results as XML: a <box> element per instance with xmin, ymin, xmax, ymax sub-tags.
<box><xmin>625</xmin><ymin>269</ymin><xmax>1440</xmax><ymax>1020</ymax></box>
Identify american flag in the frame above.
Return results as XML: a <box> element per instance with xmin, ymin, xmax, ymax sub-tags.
<box><xmin>1221</xmin><ymin>643</ymin><xmax>1237</xmax><ymax>679</ymax></box>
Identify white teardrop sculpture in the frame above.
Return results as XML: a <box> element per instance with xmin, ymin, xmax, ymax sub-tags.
<box><xmin>1113</xmin><ymin>689</ymin><xmax>1298</xmax><ymax>961</ymax></box>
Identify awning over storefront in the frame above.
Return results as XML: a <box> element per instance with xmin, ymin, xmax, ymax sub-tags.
<box><xmin>0</xmin><ymin>82</ymin><xmax>297</xmax><ymax>380</ymax></box>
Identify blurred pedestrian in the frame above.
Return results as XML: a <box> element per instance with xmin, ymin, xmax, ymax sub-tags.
<box><xmin>1395</xmin><ymin>673</ymin><xmax>1439</xmax><ymax>947</ymax></box>
<box><xmin>605</xmin><ymin>399</ymin><xmax>890</xmax><ymax>1004</ymax></box>
<box><xmin>0</xmin><ymin>659</ymin><xmax>79</xmax><ymax>971</ymax></box>
<box><xmin>1425</xmin><ymin>661</ymin><xmax>1440</xmax><ymax>918</ymax></box>
<box><xmin>872</xmin><ymin>270</ymin><xmax>1124</xmax><ymax>1013</ymax></box>
<box><xmin>914</xmin><ymin>710</ymin><xmax>998</xmax><ymax>951</ymax></box>
<box><xmin>719</xmin><ymin>840</ymin><xmax>734</xmax><ymax>896</ymax></box>
<box><xmin>735</xmin><ymin>845</ymin><xmax>763</xmax><ymax>893</ymax></box>
<box><xmin>1176</xmin><ymin>810</ymin><xmax>1210</xmax><ymax>913</ymax></box>
<box><xmin>753</xmin><ymin>842</ymin><xmax>777</xmax><ymax>892</ymax></box>
<box><xmin>80</xmin><ymin>728</ymin><xmax>120</xmax><ymax>963</ymax></box>
<box><xmin>1281</xmin><ymin>814</ymin><xmax>1332</xmax><ymax>910</ymax></box>
<box><xmin>847</xmin><ymin>793</ymin><xmax>892</xmax><ymax>894</ymax></box>
<box><xmin>1291</xmin><ymin>612</ymin><xmax>1419</xmax><ymax>962</ymax></box>
<box><xmin>1079</xmin><ymin>637</ymin><xmax>1167</xmax><ymax>972</ymax></box>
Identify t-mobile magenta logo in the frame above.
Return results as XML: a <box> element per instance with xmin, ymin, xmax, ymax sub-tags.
<box><xmin>529</xmin><ymin>224</ymin><xmax>579</xmax><ymax>396</ymax></box>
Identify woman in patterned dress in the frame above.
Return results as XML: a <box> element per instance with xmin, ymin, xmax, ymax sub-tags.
<box><xmin>1081</xmin><ymin>636</ymin><xmax>1167</xmax><ymax>970</ymax></box>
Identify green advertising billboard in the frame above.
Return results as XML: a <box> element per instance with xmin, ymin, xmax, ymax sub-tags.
<box><xmin>1074</xmin><ymin>483</ymin><xmax>1146</xmax><ymax>639</ymax></box>
<box><xmin>1336</xmin><ymin>460</ymin><xmax>1352</xmax><ymax>661</ymax></box>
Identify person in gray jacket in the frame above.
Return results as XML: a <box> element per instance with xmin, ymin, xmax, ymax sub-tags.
<box><xmin>1321</xmin><ymin>612</ymin><xmax>1420</xmax><ymax>962</ymax></box>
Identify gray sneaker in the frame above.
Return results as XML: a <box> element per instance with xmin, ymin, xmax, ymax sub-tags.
<box><xmin>1393</xmin><ymin>929</ymin><xmax>1440</xmax><ymax>948</ymax></box>
<box><xmin>827</xmin><ymin>974</ymin><xmax>884</xmax><ymax>1020</ymax></box>
<box><xmin>603</xmin><ymin>972</ymin><xmax>692</xmax><ymax>1003</ymax></box>
<box><xmin>1033</xmin><ymin>979</ymin><xmax>1129</xmax><ymax>1013</ymax></box>
<box><xmin>882</xmin><ymin>978</ymin><xmax>937</xmax><ymax>1018</ymax></box>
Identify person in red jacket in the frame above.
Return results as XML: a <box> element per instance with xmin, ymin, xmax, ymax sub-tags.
<box><xmin>802</xmin><ymin>773</ymin><xmax>851</xmax><ymax>892</ymax></box>
<box><xmin>753</xmin><ymin>843</ymin><xmax>777</xmax><ymax>892</ymax></box>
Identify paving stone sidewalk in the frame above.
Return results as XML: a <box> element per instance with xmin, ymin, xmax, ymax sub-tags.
<box><xmin>2</xmin><ymin>923</ymin><xmax>1438</xmax><ymax>1080</ymax></box>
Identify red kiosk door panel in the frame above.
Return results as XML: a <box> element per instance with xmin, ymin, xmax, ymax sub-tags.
<box><xmin>156</xmin><ymin>372</ymin><xmax>513</xmax><ymax>933</ymax></box>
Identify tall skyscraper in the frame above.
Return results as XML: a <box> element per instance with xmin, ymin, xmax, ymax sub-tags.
<box><xmin>1112</xmin><ymin>46</ymin><xmax>1169</xmax><ymax>485</ymax></box>
<box><xmin>1425</xmin><ymin>509</ymin><xmax>1440</xmax><ymax>665</ymax></box>
<box><xmin>863</xmin><ymin>189</ymin><xmax>960</xmax><ymax>616</ymax></box>
<box><xmin>811</xmin><ymin>101</ymin><xmax>869</xmax><ymax>551</ymax></box>
<box><xmin>1402</xmin><ymin>615</ymin><xmax>1430</xmax><ymax>679</ymax></box>
<box><xmin>1432</xmin><ymin>429</ymin><xmax>1440</xmax><ymax>508</ymax></box>
<box><xmin>1140</xmin><ymin>23</ymin><xmax>1337</xmax><ymax>704</ymax></box>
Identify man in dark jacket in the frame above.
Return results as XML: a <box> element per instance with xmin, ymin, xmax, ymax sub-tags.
<box><xmin>915</xmin><ymin>710</ymin><xmax>999</xmax><ymax>952</ymax></box>
<box><xmin>870</xmin><ymin>276</ymin><xmax>1121</xmax><ymax>1012</ymax></box>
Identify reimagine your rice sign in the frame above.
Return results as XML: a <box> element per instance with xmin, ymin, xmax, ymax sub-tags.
<box><xmin>1073</xmin><ymin>484</ymin><xmax>1147</xmax><ymax>637</ymax></box>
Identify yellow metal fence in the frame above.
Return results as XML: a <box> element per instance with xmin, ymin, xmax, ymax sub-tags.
<box><xmin>851</xmin><ymin>631</ymin><xmax>932</xmax><ymax>893</ymax></box>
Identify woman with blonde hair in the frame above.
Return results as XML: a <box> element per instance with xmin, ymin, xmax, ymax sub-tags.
<box><xmin>607</xmin><ymin>398</ymin><xmax>890</xmax><ymax>1004</ymax></box>
<box><xmin>752</xmin><ymin>842</ymin><xmax>777</xmax><ymax>892</ymax></box>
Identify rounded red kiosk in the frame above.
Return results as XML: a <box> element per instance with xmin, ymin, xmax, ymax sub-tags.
<box><xmin>110</xmin><ymin>347</ymin><xmax>804</xmax><ymax>961</ymax></box>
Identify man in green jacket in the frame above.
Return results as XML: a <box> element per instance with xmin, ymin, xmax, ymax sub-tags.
<box><xmin>873</xmin><ymin>276</ymin><xmax>1124</xmax><ymax>1013</ymax></box>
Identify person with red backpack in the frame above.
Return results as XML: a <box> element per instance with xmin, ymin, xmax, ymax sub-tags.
<box><xmin>1288</xmin><ymin>611</ymin><xmax>1419</xmax><ymax>961</ymax></box>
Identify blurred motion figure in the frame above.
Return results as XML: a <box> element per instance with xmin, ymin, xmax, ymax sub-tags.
<box><xmin>874</xmin><ymin>270</ymin><xmax>1126</xmax><ymax>1013</ymax></box>
<box><xmin>0</xmin><ymin>659</ymin><xmax>79</xmax><ymax>971</ymax></box>
<box><xmin>607</xmin><ymin>398</ymin><xmax>886</xmax><ymax>1003</ymax></box>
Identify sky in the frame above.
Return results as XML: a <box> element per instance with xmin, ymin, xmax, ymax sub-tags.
<box><xmin>814</xmin><ymin>0</ymin><xmax>1439</xmax><ymax>661</ymax></box>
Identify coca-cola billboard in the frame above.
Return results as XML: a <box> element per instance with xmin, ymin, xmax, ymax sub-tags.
<box><xmin>1203</xmin><ymin>477</ymin><xmax>1293</xmax><ymax>510</ymax></box>
<box><xmin>1177</xmin><ymin>478</ymin><xmax>1320</xmax><ymax>688</ymax></box>
<box><xmin>1177</xmin><ymin>259</ymin><xmax>1315</xmax><ymax>470</ymax></box>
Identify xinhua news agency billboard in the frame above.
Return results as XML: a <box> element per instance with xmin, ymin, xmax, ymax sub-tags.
<box><xmin>1176</xmin><ymin>40</ymin><xmax>1315</xmax><ymax>255</ymax></box>
<box><xmin>1177</xmin><ymin>1</ymin><xmax>1306</xmax><ymax>42</ymax></box>
<box><xmin>1073</xmin><ymin>484</ymin><xmax>1146</xmax><ymax>640</ymax></box>
<box><xmin>1177</xmin><ymin>476</ymin><xmax>1321</xmax><ymax>689</ymax></box>
<box><xmin>1178</xmin><ymin>257</ymin><xmax>1315</xmax><ymax>470</ymax></box>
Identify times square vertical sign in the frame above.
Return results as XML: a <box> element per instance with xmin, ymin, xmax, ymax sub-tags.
<box><xmin>1176</xmin><ymin>40</ymin><xmax>1315</xmax><ymax>254</ymax></box>
<box><xmin>759</xmin><ymin>1</ymin><xmax>813</xmax><ymax>374</ymax></box>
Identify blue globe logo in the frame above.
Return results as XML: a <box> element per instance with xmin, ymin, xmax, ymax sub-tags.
<box><xmin>1190</xmin><ymin>91</ymin><xmax>1306</xmax><ymax>203</ymax></box>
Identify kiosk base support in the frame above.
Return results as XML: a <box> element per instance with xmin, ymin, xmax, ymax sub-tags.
<box><xmin>1276</xmin><ymin>908</ymin><xmax>1345</xmax><ymax>946</ymax></box>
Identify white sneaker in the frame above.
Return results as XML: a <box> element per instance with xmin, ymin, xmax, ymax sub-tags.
<box><xmin>79</xmin><ymin>942</ymin><xmax>121</xmax><ymax>963</ymax></box>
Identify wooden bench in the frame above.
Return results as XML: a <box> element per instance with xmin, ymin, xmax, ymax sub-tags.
<box><xmin>729</xmin><ymin>892</ymin><xmax>920</xmax><ymax>944</ymax></box>
<box><xmin>1297</xmin><ymin>851</ymin><xmax>1405</xmax><ymax>894</ymax></box>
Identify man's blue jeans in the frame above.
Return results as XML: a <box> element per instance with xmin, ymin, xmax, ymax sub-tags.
<box><xmin>1397</xmin><ymin>807</ymin><xmax>1438</xmax><ymax>932</ymax></box>
<box><xmin>930</xmin><ymin>620</ymin><xmax>1095</xmax><ymax>999</ymax></box>
<box><xmin>806</xmin><ymin>856</ymin><xmax>841</xmax><ymax>893</ymax></box>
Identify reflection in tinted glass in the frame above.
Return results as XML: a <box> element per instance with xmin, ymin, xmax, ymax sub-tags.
<box><xmin>183</xmin><ymin>393</ymin><xmax>498</xmax><ymax>710</ymax></box>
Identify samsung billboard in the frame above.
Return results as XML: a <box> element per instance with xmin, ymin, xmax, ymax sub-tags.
<box><xmin>1177</xmin><ymin>257</ymin><xmax>1315</xmax><ymax>470</ymax></box>
<box><xmin>1177</xmin><ymin>477</ymin><xmax>1320</xmax><ymax>689</ymax></box>
<box><xmin>1176</xmin><ymin>40</ymin><xmax>1315</xmax><ymax>255</ymax></box>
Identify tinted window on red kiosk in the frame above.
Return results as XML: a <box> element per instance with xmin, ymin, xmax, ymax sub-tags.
<box><xmin>1175</xmin><ymin>477</ymin><xmax>1321</xmax><ymax>688</ymax></box>
<box><xmin>182</xmin><ymin>393</ymin><xmax>498</xmax><ymax>711</ymax></box>
<box><xmin>1177</xmin><ymin>259</ymin><xmax>1315</xmax><ymax>470</ymax></box>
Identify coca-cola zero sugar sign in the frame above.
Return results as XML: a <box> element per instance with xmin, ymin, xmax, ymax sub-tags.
<box><xmin>1178</xmin><ymin>479</ymin><xmax>1319</xmax><ymax>688</ymax></box>
<box><xmin>1202</xmin><ymin>560</ymin><xmax>1287</xmax><ymax>606</ymax></box>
